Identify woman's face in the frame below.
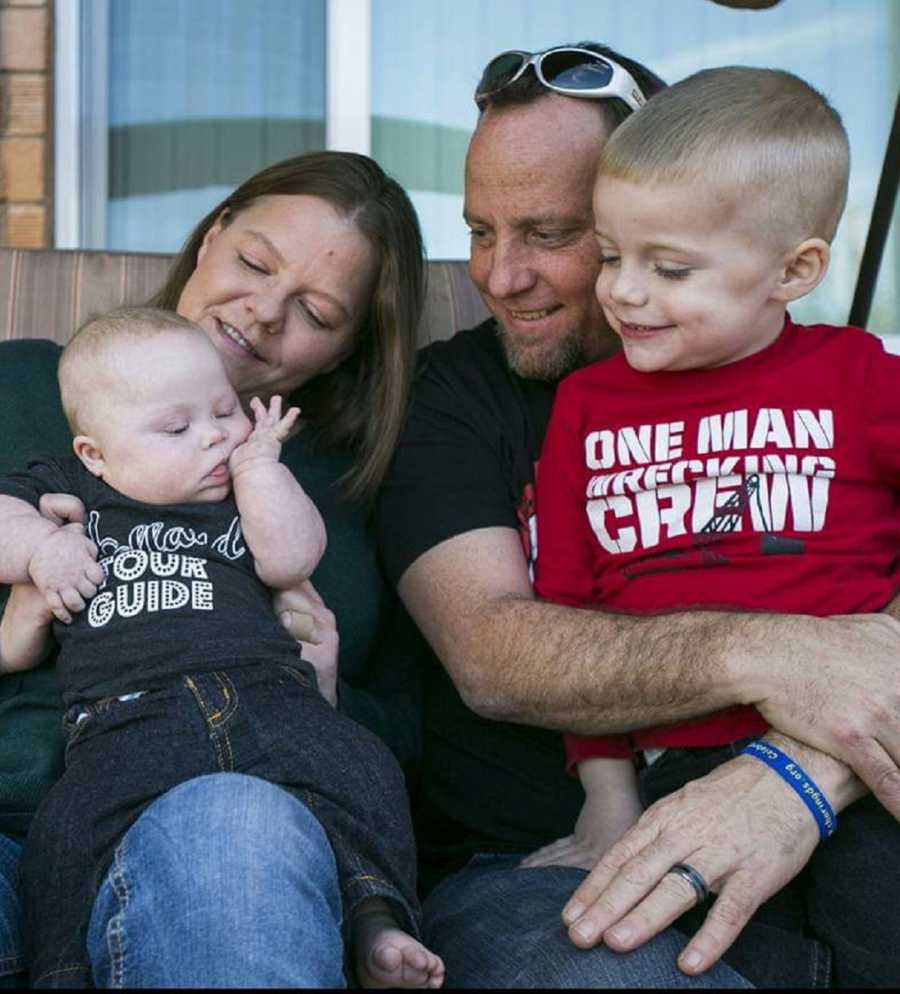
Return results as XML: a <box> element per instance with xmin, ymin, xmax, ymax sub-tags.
<box><xmin>177</xmin><ymin>194</ymin><xmax>378</xmax><ymax>403</ymax></box>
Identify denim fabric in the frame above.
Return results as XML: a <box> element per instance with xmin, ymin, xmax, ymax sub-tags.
<box><xmin>423</xmin><ymin>853</ymin><xmax>753</xmax><ymax>988</ymax></box>
<box><xmin>87</xmin><ymin>774</ymin><xmax>346</xmax><ymax>988</ymax></box>
<box><xmin>20</xmin><ymin>662</ymin><xmax>419</xmax><ymax>988</ymax></box>
<box><xmin>802</xmin><ymin>793</ymin><xmax>900</xmax><ymax>988</ymax></box>
<box><xmin>0</xmin><ymin>833</ymin><xmax>24</xmax><ymax>987</ymax></box>
<box><xmin>641</xmin><ymin>743</ymin><xmax>900</xmax><ymax>988</ymax></box>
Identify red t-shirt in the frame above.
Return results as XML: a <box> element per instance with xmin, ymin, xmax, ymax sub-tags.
<box><xmin>534</xmin><ymin>318</ymin><xmax>900</xmax><ymax>764</ymax></box>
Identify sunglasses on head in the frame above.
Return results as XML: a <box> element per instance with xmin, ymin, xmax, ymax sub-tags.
<box><xmin>475</xmin><ymin>46</ymin><xmax>647</xmax><ymax>112</ymax></box>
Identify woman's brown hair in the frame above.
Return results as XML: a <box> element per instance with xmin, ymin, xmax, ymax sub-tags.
<box><xmin>149</xmin><ymin>151</ymin><xmax>426</xmax><ymax>505</ymax></box>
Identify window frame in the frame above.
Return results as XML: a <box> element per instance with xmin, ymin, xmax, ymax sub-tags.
<box><xmin>53</xmin><ymin>0</ymin><xmax>373</xmax><ymax>249</ymax></box>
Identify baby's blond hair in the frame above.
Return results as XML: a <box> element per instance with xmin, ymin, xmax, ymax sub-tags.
<box><xmin>59</xmin><ymin>307</ymin><xmax>203</xmax><ymax>435</ymax></box>
<box><xmin>597</xmin><ymin>66</ymin><xmax>849</xmax><ymax>247</ymax></box>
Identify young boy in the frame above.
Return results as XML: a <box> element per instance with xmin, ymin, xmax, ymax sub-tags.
<box><xmin>0</xmin><ymin>308</ymin><xmax>443</xmax><ymax>989</ymax></box>
<box><xmin>528</xmin><ymin>66</ymin><xmax>900</xmax><ymax>920</ymax></box>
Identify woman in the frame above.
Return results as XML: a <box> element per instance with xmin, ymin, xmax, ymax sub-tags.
<box><xmin>0</xmin><ymin>150</ymin><xmax>426</xmax><ymax>986</ymax></box>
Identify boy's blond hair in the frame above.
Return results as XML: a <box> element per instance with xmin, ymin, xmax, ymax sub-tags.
<box><xmin>597</xmin><ymin>66</ymin><xmax>849</xmax><ymax>247</ymax></box>
<box><xmin>59</xmin><ymin>307</ymin><xmax>203</xmax><ymax>435</ymax></box>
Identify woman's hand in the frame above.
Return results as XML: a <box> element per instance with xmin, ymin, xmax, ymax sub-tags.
<box><xmin>0</xmin><ymin>582</ymin><xmax>55</xmax><ymax>671</ymax></box>
<box><xmin>38</xmin><ymin>493</ymin><xmax>88</xmax><ymax>528</ymax></box>
<box><xmin>274</xmin><ymin>580</ymin><xmax>338</xmax><ymax>706</ymax></box>
<box><xmin>560</xmin><ymin>753</ymin><xmax>821</xmax><ymax>976</ymax></box>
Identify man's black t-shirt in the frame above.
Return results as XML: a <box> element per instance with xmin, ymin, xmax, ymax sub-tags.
<box><xmin>377</xmin><ymin>319</ymin><xmax>584</xmax><ymax>886</ymax></box>
<box><xmin>0</xmin><ymin>456</ymin><xmax>306</xmax><ymax>707</ymax></box>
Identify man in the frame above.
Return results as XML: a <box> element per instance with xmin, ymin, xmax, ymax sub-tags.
<box><xmin>377</xmin><ymin>42</ymin><xmax>900</xmax><ymax>988</ymax></box>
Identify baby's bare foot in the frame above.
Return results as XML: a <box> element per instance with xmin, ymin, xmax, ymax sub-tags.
<box><xmin>354</xmin><ymin>908</ymin><xmax>444</xmax><ymax>989</ymax></box>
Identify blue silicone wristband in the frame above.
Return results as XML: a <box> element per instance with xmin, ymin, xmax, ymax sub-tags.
<box><xmin>741</xmin><ymin>740</ymin><xmax>837</xmax><ymax>840</ymax></box>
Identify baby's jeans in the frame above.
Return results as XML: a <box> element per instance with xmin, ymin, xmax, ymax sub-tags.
<box><xmin>19</xmin><ymin>662</ymin><xmax>420</xmax><ymax>988</ymax></box>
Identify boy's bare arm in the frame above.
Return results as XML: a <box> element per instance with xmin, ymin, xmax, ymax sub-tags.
<box><xmin>0</xmin><ymin>584</ymin><xmax>54</xmax><ymax>672</ymax></box>
<box><xmin>230</xmin><ymin>397</ymin><xmax>326</xmax><ymax>589</ymax></box>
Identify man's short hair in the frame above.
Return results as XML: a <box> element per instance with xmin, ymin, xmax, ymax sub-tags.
<box><xmin>59</xmin><ymin>307</ymin><xmax>201</xmax><ymax>434</ymax></box>
<box><xmin>478</xmin><ymin>41</ymin><xmax>667</xmax><ymax>132</ymax></box>
<box><xmin>597</xmin><ymin>66</ymin><xmax>850</xmax><ymax>245</ymax></box>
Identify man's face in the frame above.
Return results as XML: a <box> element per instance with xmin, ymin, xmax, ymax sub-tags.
<box><xmin>465</xmin><ymin>94</ymin><xmax>618</xmax><ymax>380</ymax></box>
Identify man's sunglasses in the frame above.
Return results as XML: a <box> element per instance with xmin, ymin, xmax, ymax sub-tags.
<box><xmin>475</xmin><ymin>47</ymin><xmax>647</xmax><ymax>113</ymax></box>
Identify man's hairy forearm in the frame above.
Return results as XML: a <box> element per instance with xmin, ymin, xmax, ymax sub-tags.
<box><xmin>451</xmin><ymin>594</ymin><xmax>761</xmax><ymax>734</ymax></box>
<box><xmin>400</xmin><ymin>530</ymin><xmax>778</xmax><ymax>735</ymax></box>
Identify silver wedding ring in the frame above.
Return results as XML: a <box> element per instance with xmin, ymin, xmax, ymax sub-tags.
<box><xmin>666</xmin><ymin>862</ymin><xmax>710</xmax><ymax>906</ymax></box>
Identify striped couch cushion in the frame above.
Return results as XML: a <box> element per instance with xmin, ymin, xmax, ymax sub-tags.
<box><xmin>0</xmin><ymin>248</ymin><xmax>488</xmax><ymax>348</ymax></box>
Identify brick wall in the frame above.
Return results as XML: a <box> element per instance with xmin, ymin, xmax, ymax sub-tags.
<box><xmin>0</xmin><ymin>0</ymin><xmax>51</xmax><ymax>247</ymax></box>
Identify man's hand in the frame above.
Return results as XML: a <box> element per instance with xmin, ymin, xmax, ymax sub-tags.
<box><xmin>27</xmin><ymin>523</ymin><xmax>104</xmax><ymax>623</ymax></box>
<box><xmin>560</xmin><ymin>752</ymin><xmax>822</xmax><ymax>976</ymax></box>
<box><xmin>274</xmin><ymin>580</ymin><xmax>338</xmax><ymax>706</ymax></box>
<box><xmin>749</xmin><ymin>612</ymin><xmax>900</xmax><ymax>818</ymax></box>
<box><xmin>230</xmin><ymin>396</ymin><xmax>300</xmax><ymax>477</ymax></box>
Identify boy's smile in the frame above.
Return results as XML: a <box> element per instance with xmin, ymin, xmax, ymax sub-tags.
<box><xmin>592</xmin><ymin>175</ymin><xmax>793</xmax><ymax>373</ymax></box>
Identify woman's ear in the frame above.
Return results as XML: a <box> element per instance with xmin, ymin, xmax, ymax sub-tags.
<box><xmin>72</xmin><ymin>436</ymin><xmax>105</xmax><ymax>478</ymax></box>
<box><xmin>773</xmin><ymin>238</ymin><xmax>830</xmax><ymax>302</ymax></box>
<box><xmin>196</xmin><ymin>210</ymin><xmax>230</xmax><ymax>265</ymax></box>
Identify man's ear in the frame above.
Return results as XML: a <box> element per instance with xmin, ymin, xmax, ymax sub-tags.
<box><xmin>72</xmin><ymin>436</ymin><xmax>105</xmax><ymax>478</ymax></box>
<box><xmin>773</xmin><ymin>237</ymin><xmax>830</xmax><ymax>303</ymax></box>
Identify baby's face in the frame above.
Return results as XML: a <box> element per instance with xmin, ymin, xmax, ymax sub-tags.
<box><xmin>80</xmin><ymin>333</ymin><xmax>252</xmax><ymax>504</ymax></box>
<box><xmin>591</xmin><ymin>175</ymin><xmax>790</xmax><ymax>373</ymax></box>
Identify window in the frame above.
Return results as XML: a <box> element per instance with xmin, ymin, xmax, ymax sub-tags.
<box><xmin>369</xmin><ymin>0</ymin><xmax>899</xmax><ymax>339</ymax></box>
<box><xmin>57</xmin><ymin>0</ymin><xmax>899</xmax><ymax>338</ymax></box>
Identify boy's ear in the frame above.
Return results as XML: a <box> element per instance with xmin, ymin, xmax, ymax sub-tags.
<box><xmin>773</xmin><ymin>238</ymin><xmax>830</xmax><ymax>302</ymax></box>
<box><xmin>72</xmin><ymin>436</ymin><xmax>105</xmax><ymax>478</ymax></box>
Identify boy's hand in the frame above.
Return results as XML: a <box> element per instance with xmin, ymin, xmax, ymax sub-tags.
<box><xmin>28</xmin><ymin>523</ymin><xmax>104</xmax><ymax>624</ymax></box>
<box><xmin>521</xmin><ymin>785</ymin><xmax>642</xmax><ymax>870</ymax></box>
<box><xmin>230</xmin><ymin>396</ymin><xmax>300</xmax><ymax>477</ymax></box>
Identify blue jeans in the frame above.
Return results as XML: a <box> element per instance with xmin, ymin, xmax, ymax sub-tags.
<box><xmin>423</xmin><ymin>854</ymin><xmax>752</xmax><ymax>988</ymax></box>
<box><xmin>0</xmin><ymin>833</ymin><xmax>24</xmax><ymax>987</ymax></box>
<box><xmin>87</xmin><ymin>773</ymin><xmax>347</xmax><ymax>987</ymax></box>
<box><xmin>22</xmin><ymin>664</ymin><xmax>418</xmax><ymax>987</ymax></box>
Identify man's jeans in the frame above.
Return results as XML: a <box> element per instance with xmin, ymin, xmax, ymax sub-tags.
<box><xmin>21</xmin><ymin>663</ymin><xmax>419</xmax><ymax>987</ymax></box>
<box><xmin>87</xmin><ymin>773</ymin><xmax>346</xmax><ymax>987</ymax></box>
<box><xmin>0</xmin><ymin>833</ymin><xmax>24</xmax><ymax>988</ymax></box>
<box><xmin>423</xmin><ymin>853</ymin><xmax>752</xmax><ymax>988</ymax></box>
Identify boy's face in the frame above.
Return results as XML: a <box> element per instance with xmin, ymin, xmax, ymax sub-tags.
<box><xmin>592</xmin><ymin>175</ymin><xmax>790</xmax><ymax>373</ymax></box>
<box><xmin>77</xmin><ymin>333</ymin><xmax>252</xmax><ymax>504</ymax></box>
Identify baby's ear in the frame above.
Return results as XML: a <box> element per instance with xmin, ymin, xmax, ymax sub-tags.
<box><xmin>774</xmin><ymin>238</ymin><xmax>830</xmax><ymax>303</ymax></box>
<box><xmin>72</xmin><ymin>436</ymin><xmax>105</xmax><ymax>478</ymax></box>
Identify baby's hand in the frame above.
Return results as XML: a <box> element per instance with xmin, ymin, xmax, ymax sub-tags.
<box><xmin>229</xmin><ymin>396</ymin><xmax>300</xmax><ymax>476</ymax></box>
<box><xmin>27</xmin><ymin>523</ymin><xmax>104</xmax><ymax>624</ymax></box>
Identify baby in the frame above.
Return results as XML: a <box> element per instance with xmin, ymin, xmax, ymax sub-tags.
<box><xmin>0</xmin><ymin>307</ymin><xmax>443</xmax><ymax>988</ymax></box>
<box><xmin>528</xmin><ymin>67</ymin><xmax>900</xmax><ymax>899</ymax></box>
